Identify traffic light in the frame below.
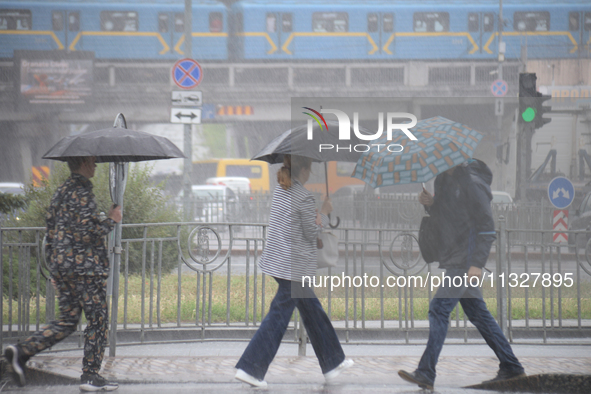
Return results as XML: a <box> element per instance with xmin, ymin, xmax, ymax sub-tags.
<box><xmin>519</xmin><ymin>73</ymin><xmax>552</xmax><ymax>129</ymax></box>
<box><xmin>534</xmin><ymin>93</ymin><xmax>552</xmax><ymax>129</ymax></box>
<box><xmin>519</xmin><ymin>73</ymin><xmax>537</xmax><ymax>124</ymax></box>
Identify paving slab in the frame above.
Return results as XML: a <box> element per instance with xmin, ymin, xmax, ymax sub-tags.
<box><xmin>0</xmin><ymin>343</ymin><xmax>588</xmax><ymax>393</ymax></box>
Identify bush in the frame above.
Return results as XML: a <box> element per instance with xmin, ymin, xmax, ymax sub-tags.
<box><xmin>0</xmin><ymin>193</ymin><xmax>26</xmax><ymax>215</ymax></box>
<box><xmin>4</xmin><ymin>162</ymin><xmax>182</xmax><ymax>278</ymax></box>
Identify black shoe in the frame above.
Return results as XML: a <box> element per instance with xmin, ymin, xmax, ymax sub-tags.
<box><xmin>482</xmin><ymin>369</ymin><xmax>526</xmax><ymax>384</ymax></box>
<box><xmin>4</xmin><ymin>345</ymin><xmax>25</xmax><ymax>387</ymax></box>
<box><xmin>398</xmin><ymin>369</ymin><xmax>434</xmax><ymax>390</ymax></box>
<box><xmin>80</xmin><ymin>373</ymin><xmax>119</xmax><ymax>392</ymax></box>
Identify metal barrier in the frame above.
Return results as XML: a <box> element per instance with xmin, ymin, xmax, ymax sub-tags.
<box><xmin>173</xmin><ymin>192</ymin><xmax>558</xmax><ymax>233</ymax></box>
<box><xmin>1</xmin><ymin>217</ymin><xmax>590</xmax><ymax>355</ymax></box>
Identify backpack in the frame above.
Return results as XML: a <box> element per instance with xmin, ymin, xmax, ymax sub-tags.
<box><xmin>418</xmin><ymin>214</ymin><xmax>441</xmax><ymax>263</ymax></box>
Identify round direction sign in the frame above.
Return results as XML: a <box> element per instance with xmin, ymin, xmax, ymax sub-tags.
<box><xmin>172</xmin><ymin>58</ymin><xmax>203</xmax><ymax>90</ymax></box>
<box><xmin>547</xmin><ymin>176</ymin><xmax>575</xmax><ymax>209</ymax></box>
<box><xmin>490</xmin><ymin>79</ymin><xmax>508</xmax><ymax>97</ymax></box>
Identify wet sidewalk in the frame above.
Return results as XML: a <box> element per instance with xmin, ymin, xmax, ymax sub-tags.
<box><xmin>5</xmin><ymin>342</ymin><xmax>590</xmax><ymax>393</ymax></box>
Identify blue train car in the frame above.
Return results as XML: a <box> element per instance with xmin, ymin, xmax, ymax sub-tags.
<box><xmin>0</xmin><ymin>0</ymin><xmax>228</xmax><ymax>60</ymax></box>
<box><xmin>497</xmin><ymin>1</ymin><xmax>591</xmax><ymax>60</ymax></box>
<box><xmin>232</xmin><ymin>0</ymin><xmax>591</xmax><ymax>61</ymax></box>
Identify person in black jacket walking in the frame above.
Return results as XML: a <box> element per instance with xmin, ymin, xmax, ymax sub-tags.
<box><xmin>398</xmin><ymin>159</ymin><xmax>525</xmax><ymax>390</ymax></box>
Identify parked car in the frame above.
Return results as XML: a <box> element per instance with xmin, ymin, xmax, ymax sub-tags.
<box><xmin>192</xmin><ymin>159</ymin><xmax>270</xmax><ymax>192</ymax></box>
<box><xmin>0</xmin><ymin>182</ymin><xmax>26</xmax><ymax>223</ymax></box>
<box><xmin>331</xmin><ymin>185</ymin><xmax>379</xmax><ymax>221</ymax></box>
<box><xmin>568</xmin><ymin>191</ymin><xmax>591</xmax><ymax>250</ymax></box>
<box><xmin>331</xmin><ymin>185</ymin><xmax>378</xmax><ymax>203</ymax></box>
<box><xmin>491</xmin><ymin>191</ymin><xmax>515</xmax><ymax>210</ymax></box>
<box><xmin>0</xmin><ymin>182</ymin><xmax>25</xmax><ymax>195</ymax></box>
<box><xmin>205</xmin><ymin>177</ymin><xmax>251</xmax><ymax>194</ymax></box>
<box><xmin>179</xmin><ymin>185</ymin><xmax>239</xmax><ymax>223</ymax></box>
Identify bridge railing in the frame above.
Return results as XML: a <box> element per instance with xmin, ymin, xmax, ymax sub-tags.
<box><xmin>1</xmin><ymin>218</ymin><xmax>590</xmax><ymax>354</ymax></box>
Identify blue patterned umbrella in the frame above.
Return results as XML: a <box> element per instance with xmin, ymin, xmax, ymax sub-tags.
<box><xmin>352</xmin><ymin>116</ymin><xmax>483</xmax><ymax>187</ymax></box>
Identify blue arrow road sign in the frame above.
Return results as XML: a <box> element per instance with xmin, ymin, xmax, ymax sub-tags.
<box><xmin>548</xmin><ymin>176</ymin><xmax>575</xmax><ymax>209</ymax></box>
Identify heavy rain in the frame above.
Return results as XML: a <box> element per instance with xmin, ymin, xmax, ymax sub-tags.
<box><xmin>0</xmin><ymin>1</ymin><xmax>590</xmax><ymax>393</ymax></box>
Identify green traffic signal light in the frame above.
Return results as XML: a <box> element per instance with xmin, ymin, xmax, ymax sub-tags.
<box><xmin>522</xmin><ymin>107</ymin><xmax>536</xmax><ymax>122</ymax></box>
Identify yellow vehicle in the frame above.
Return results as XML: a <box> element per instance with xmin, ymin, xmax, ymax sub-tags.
<box><xmin>192</xmin><ymin>159</ymin><xmax>270</xmax><ymax>192</ymax></box>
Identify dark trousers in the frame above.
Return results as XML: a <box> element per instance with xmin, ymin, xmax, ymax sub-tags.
<box><xmin>417</xmin><ymin>268</ymin><xmax>524</xmax><ymax>382</ymax></box>
<box><xmin>235</xmin><ymin>277</ymin><xmax>344</xmax><ymax>380</ymax></box>
<box><xmin>18</xmin><ymin>271</ymin><xmax>109</xmax><ymax>375</ymax></box>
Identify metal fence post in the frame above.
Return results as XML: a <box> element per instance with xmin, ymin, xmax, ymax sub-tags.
<box><xmin>496</xmin><ymin>215</ymin><xmax>508</xmax><ymax>336</ymax></box>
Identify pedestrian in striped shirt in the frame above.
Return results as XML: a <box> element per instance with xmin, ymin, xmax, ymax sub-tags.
<box><xmin>234</xmin><ymin>155</ymin><xmax>353</xmax><ymax>387</ymax></box>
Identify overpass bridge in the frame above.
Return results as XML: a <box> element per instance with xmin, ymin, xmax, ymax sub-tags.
<box><xmin>0</xmin><ymin>60</ymin><xmax>521</xmax><ymax>184</ymax></box>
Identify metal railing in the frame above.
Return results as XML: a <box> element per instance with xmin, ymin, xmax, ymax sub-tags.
<box><xmin>1</xmin><ymin>217</ymin><xmax>590</xmax><ymax>355</ymax></box>
<box><xmin>172</xmin><ymin>192</ymin><xmax>559</xmax><ymax>233</ymax></box>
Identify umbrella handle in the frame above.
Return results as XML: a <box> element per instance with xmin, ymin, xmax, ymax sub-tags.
<box><xmin>328</xmin><ymin>214</ymin><xmax>340</xmax><ymax>229</ymax></box>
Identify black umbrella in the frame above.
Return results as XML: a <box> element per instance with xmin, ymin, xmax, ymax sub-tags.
<box><xmin>253</xmin><ymin>120</ymin><xmax>372</xmax><ymax>228</ymax></box>
<box><xmin>41</xmin><ymin>113</ymin><xmax>184</xmax><ymax>357</ymax></box>
<box><xmin>42</xmin><ymin>118</ymin><xmax>185</xmax><ymax>163</ymax></box>
<box><xmin>253</xmin><ymin>120</ymin><xmax>366</xmax><ymax>164</ymax></box>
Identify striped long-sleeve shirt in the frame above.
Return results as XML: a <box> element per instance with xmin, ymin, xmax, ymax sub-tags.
<box><xmin>258</xmin><ymin>181</ymin><xmax>328</xmax><ymax>282</ymax></box>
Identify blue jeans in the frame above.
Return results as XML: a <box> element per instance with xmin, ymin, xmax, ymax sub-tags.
<box><xmin>235</xmin><ymin>277</ymin><xmax>345</xmax><ymax>380</ymax></box>
<box><xmin>417</xmin><ymin>268</ymin><xmax>524</xmax><ymax>383</ymax></box>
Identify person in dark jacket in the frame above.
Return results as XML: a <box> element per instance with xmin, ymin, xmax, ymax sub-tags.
<box><xmin>3</xmin><ymin>156</ymin><xmax>122</xmax><ymax>392</ymax></box>
<box><xmin>398</xmin><ymin>159</ymin><xmax>525</xmax><ymax>390</ymax></box>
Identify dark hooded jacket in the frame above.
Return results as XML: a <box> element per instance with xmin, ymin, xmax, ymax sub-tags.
<box><xmin>426</xmin><ymin>159</ymin><xmax>496</xmax><ymax>270</ymax></box>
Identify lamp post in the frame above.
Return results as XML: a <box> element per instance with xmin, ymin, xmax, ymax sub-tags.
<box><xmin>182</xmin><ymin>0</ymin><xmax>193</xmax><ymax>221</ymax></box>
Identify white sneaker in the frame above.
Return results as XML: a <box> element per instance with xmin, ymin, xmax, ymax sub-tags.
<box><xmin>235</xmin><ymin>369</ymin><xmax>268</xmax><ymax>388</ymax></box>
<box><xmin>324</xmin><ymin>359</ymin><xmax>354</xmax><ymax>384</ymax></box>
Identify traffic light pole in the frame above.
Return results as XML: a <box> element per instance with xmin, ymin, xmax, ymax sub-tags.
<box><xmin>517</xmin><ymin>122</ymin><xmax>534</xmax><ymax>202</ymax></box>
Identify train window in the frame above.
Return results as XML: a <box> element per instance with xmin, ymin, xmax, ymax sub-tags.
<box><xmin>468</xmin><ymin>13</ymin><xmax>478</xmax><ymax>32</ymax></box>
<box><xmin>266</xmin><ymin>13</ymin><xmax>276</xmax><ymax>33</ymax></box>
<box><xmin>483</xmin><ymin>13</ymin><xmax>494</xmax><ymax>32</ymax></box>
<box><xmin>368</xmin><ymin>13</ymin><xmax>378</xmax><ymax>32</ymax></box>
<box><xmin>282</xmin><ymin>14</ymin><xmax>292</xmax><ymax>33</ymax></box>
<box><xmin>312</xmin><ymin>12</ymin><xmax>348</xmax><ymax>33</ymax></box>
<box><xmin>52</xmin><ymin>11</ymin><xmax>64</xmax><ymax>31</ymax></box>
<box><xmin>569</xmin><ymin>12</ymin><xmax>579</xmax><ymax>31</ymax></box>
<box><xmin>100</xmin><ymin>11</ymin><xmax>138</xmax><ymax>32</ymax></box>
<box><xmin>513</xmin><ymin>12</ymin><xmax>550</xmax><ymax>32</ymax></box>
<box><xmin>383</xmin><ymin>13</ymin><xmax>394</xmax><ymax>32</ymax></box>
<box><xmin>174</xmin><ymin>13</ymin><xmax>184</xmax><ymax>33</ymax></box>
<box><xmin>69</xmin><ymin>12</ymin><xmax>79</xmax><ymax>31</ymax></box>
<box><xmin>413</xmin><ymin>12</ymin><xmax>449</xmax><ymax>32</ymax></box>
<box><xmin>585</xmin><ymin>12</ymin><xmax>591</xmax><ymax>31</ymax></box>
<box><xmin>0</xmin><ymin>9</ymin><xmax>31</xmax><ymax>30</ymax></box>
<box><xmin>209</xmin><ymin>12</ymin><xmax>222</xmax><ymax>32</ymax></box>
<box><xmin>158</xmin><ymin>13</ymin><xmax>168</xmax><ymax>33</ymax></box>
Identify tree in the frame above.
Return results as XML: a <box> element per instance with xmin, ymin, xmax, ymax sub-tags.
<box><xmin>5</xmin><ymin>162</ymin><xmax>182</xmax><ymax>275</ymax></box>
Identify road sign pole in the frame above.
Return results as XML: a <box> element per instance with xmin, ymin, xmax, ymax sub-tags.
<box><xmin>183</xmin><ymin>0</ymin><xmax>193</xmax><ymax>221</ymax></box>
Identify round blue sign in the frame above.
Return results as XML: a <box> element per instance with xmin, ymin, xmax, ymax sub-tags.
<box><xmin>172</xmin><ymin>58</ymin><xmax>203</xmax><ymax>90</ymax></box>
<box><xmin>490</xmin><ymin>79</ymin><xmax>508</xmax><ymax>97</ymax></box>
<box><xmin>547</xmin><ymin>176</ymin><xmax>575</xmax><ymax>209</ymax></box>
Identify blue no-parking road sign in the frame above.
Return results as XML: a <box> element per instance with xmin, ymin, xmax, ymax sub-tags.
<box><xmin>490</xmin><ymin>79</ymin><xmax>508</xmax><ymax>97</ymax></box>
<box><xmin>548</xmin><ymin>176</ymin><xmax>575</xmax><ymax>209</ymax></box>
<box><xmin>172</xmin><ymin>58</ymin><xmax>203</xmax><ymax>90</ymax></box>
